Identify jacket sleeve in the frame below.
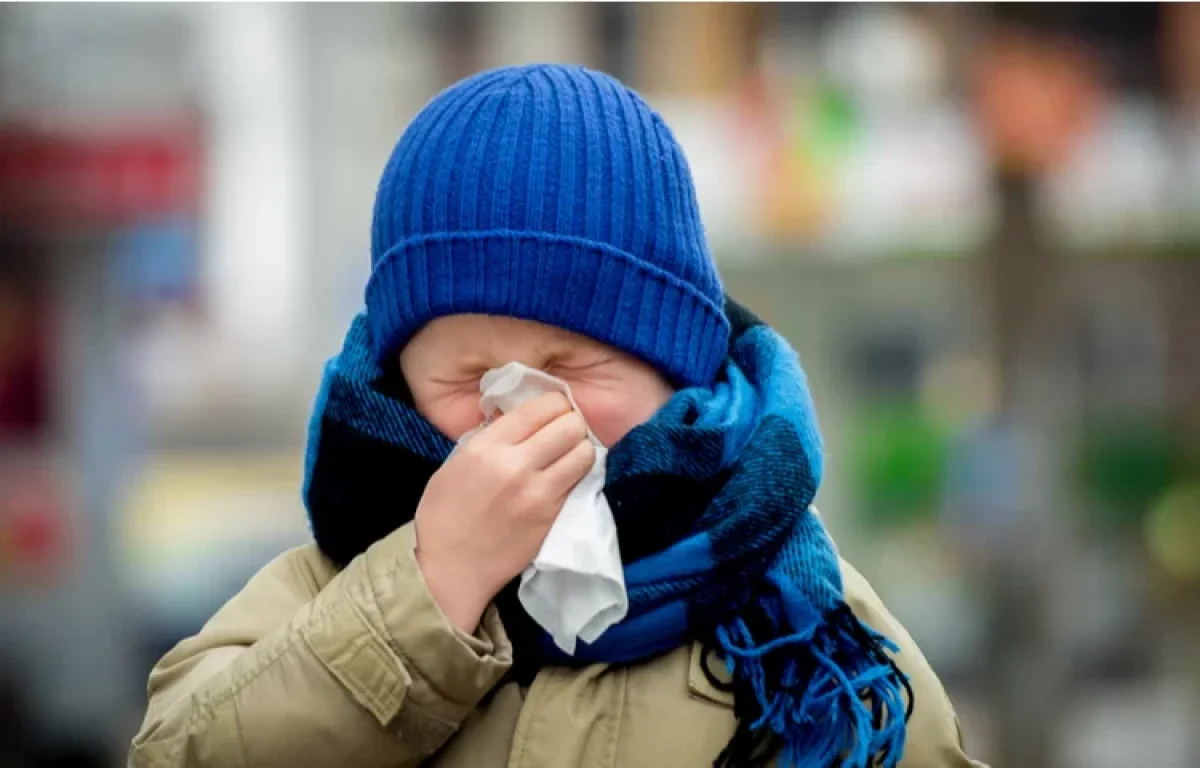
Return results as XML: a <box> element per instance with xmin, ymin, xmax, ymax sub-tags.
<box><xmin>128</xmin><ymin>522</ymin><xmax>512</xmax><ymax>768</ymax></box>
<box><xmin>840</xmin><ymin>559</ymin><xmax>990</xmax><ymax>768</ymax></box>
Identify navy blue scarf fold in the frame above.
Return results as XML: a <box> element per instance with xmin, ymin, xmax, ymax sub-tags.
<box><xmin>303</xmin><ymin>300</ymin><xmax>912</xmax><ymax>768</ymax></box>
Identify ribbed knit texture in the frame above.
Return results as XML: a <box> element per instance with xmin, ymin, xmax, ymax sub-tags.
<box><xmin>365</xmin><ymin>64</ymin><xmax>730</xmax><ymax>387</ymax></box>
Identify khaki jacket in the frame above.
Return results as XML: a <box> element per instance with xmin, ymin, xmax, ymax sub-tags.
<box><xmin>129</xmin><ymin>522</ymin><xmax>985</xmax><ymax>768</ymax></box>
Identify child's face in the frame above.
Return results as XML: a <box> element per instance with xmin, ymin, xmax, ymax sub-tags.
<box><xmin>399</xmin><ymin>314</ymin><xmax>674</xmax><ymax>447</ymax></box>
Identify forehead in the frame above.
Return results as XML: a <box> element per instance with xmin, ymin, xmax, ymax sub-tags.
<box><xmin>409</xmin><ymin>314</ymin><xmax>598</xmax><ymax>358</ymax></box>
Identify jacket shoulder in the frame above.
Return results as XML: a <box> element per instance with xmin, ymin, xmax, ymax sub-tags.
<box><xmin>191</xmin><ymin>542</ymin><xmax>338</xmax><ymax>640</ymax></box>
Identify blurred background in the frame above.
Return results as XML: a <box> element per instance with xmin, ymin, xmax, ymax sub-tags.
<box><xmin>1</xmin><ymin>3</ymin><xmax>1198</xmax><ymax>767</ymax></box>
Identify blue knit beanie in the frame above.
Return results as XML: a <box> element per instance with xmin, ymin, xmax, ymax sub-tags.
<box><xmin>365</xmin><ymin>64</ymin><xmax>730</xmax><ymax>387</ymax></box>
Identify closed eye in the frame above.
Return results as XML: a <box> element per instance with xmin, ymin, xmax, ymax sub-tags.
<box><xmin>549</xmin><ymin>357</ymin><xmax>614</xmax><ymax>372</ymax></box>
<box><xmin>547</xmin><ymin>358</ymin><xmax>615</xmax><ymax>376</ymax></box>
<box><xmin>429</xmin><ymin>373</ymin><xmax>484</xmax><ymax>387</ymax></box>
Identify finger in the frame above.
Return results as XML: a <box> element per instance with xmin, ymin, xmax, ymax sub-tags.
<box><xmin>483</xmin><ymin>391</ymin><xmax>572</xmax><ymax>445</ymax></box>
<box><xmin>520</xmin><ymin>409</ymin><xmax>589</xmax><ymax>469</ymax></box>
<box><xmin>537</xmin><ymin>439</ymin><xmax>596</xmax><ymax>499</ymax></box>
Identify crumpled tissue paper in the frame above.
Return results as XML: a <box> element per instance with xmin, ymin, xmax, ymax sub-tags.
<box><xmin>457</xmin><ymin>361</ymin><xmax>627</xmax><ymax>654</ymax></box>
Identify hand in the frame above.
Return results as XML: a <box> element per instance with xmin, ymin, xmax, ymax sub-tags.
<box><xmin>414</xmin><ymin>392</ymin><xmax>595</xmax><ymax>633</ymax></box>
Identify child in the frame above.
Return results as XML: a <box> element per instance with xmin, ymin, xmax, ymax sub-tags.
<box><xmin>131</xmin><ymin>64</ymin><xmax>984</xmax><ymax>768</ymax></box>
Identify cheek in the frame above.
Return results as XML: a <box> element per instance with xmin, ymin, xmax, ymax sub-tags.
<box><xmin>574</xmin><ymin>386</ymin><xmax>668</xmax><ymax>447</ymax></box>
<box><xmin>413</xmin><ymin>392</ymin><xmax>483</xmax><ymax>441</ymax></box>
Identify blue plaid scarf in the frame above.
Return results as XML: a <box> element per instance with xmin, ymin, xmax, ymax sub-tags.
<box><xmin>303</xmin><ymin>300</ymin><xmax>911</xmax><ymax>768</ymax></box>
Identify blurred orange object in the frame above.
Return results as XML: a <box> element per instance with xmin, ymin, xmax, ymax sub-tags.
<box><xmin>763</xmin><ymin>150</ymin><xmax>834</xmax><ymax>241</ymax></box>
<box><xmin>973</xmin><ymin>30</ymin><xmax>1105</xmax><ymax>176</ymax></box>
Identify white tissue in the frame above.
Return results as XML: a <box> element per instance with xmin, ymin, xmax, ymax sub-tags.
<box><xmin>458</xmin><ymin>361</ymin><xmax>627</xmax><ymax>654</ymax></box>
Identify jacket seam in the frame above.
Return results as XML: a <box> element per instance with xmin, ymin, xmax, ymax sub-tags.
<box><xmin>340</xmin><ymin>579</ymin><xmax>411</xmax><ymax>718</ymax></box>
<box><xmin>508</xmin><ymin>671</ymin><xmax>542</xmax><ymax>767</ymax></box>
<box><xmin>179</xmin><ymin>569</ymin><xmax>371</xmax><ymax>737</ymax></box>
<box><xmin>345</xmin><ymin>563</ymin><xmax>469</xmax><ymax>751</ymax></box>
<box><xmin>147</xmin><ymin>629</ymin><xmax>296</xmax><ymax>768</ymax></box>
<box><xmin>184</xmin><ymin>606</ymin><xmax>326</xmax><ymax>734</ymax></box>
<box><xmin>607</xmin><ymin>667</ymin><xmax>628</xmax><ymax>768</ymax></box>
<box><xmin>366</xmin><ymin>554</ymin><xmax>494</xmax><ymax>713</ymax></box>
<box><xmin>161</xmin><ymin>595</ymin><xmax>407</xmax><ymax>763</ymax></box>
<box><xmin>229</xmin><ymin>694</ymin><xmax>249</xmax><ymax>768</ymax></box>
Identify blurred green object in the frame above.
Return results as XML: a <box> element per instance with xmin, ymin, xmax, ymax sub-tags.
<box><xmin>789</xmin><ymin>82</ymin><xmax>860</xmax><ymax>166</ymax></box>
<box><xmin>1077</xmin><ymin>418</ymin><xmax>1185</xmax><ymax>531</ymax></box>
<box><xmin>811</xmin><ymin>85</ymin><xmax>859</xmax><ymax>160</ymax></box>
<box><xmin>1146</xmin><ymin>481</ymin><xmax>1200</xmax><ymax>584</ymax></box>
<box><xmin>850</xmin><ymin>404</ymin><xmax>947</xmax><ymax>528</ymax></box>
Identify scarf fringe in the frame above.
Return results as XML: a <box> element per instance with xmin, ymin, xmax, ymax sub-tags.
<box><xmin>707</xmin><ymin>597</ymin><xmax>913</xmax><ymax>768</ymax></box>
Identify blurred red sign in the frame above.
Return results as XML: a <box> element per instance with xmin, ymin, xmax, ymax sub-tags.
<box><xmin>0</xmin><ymin>462</ymin><xmax>71</xmax><ymax>588</ymax></box>
<box><xmin>0</xmin><ymin>124</ymin><xmax>201</xmax><ymax>228</ymax></box>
